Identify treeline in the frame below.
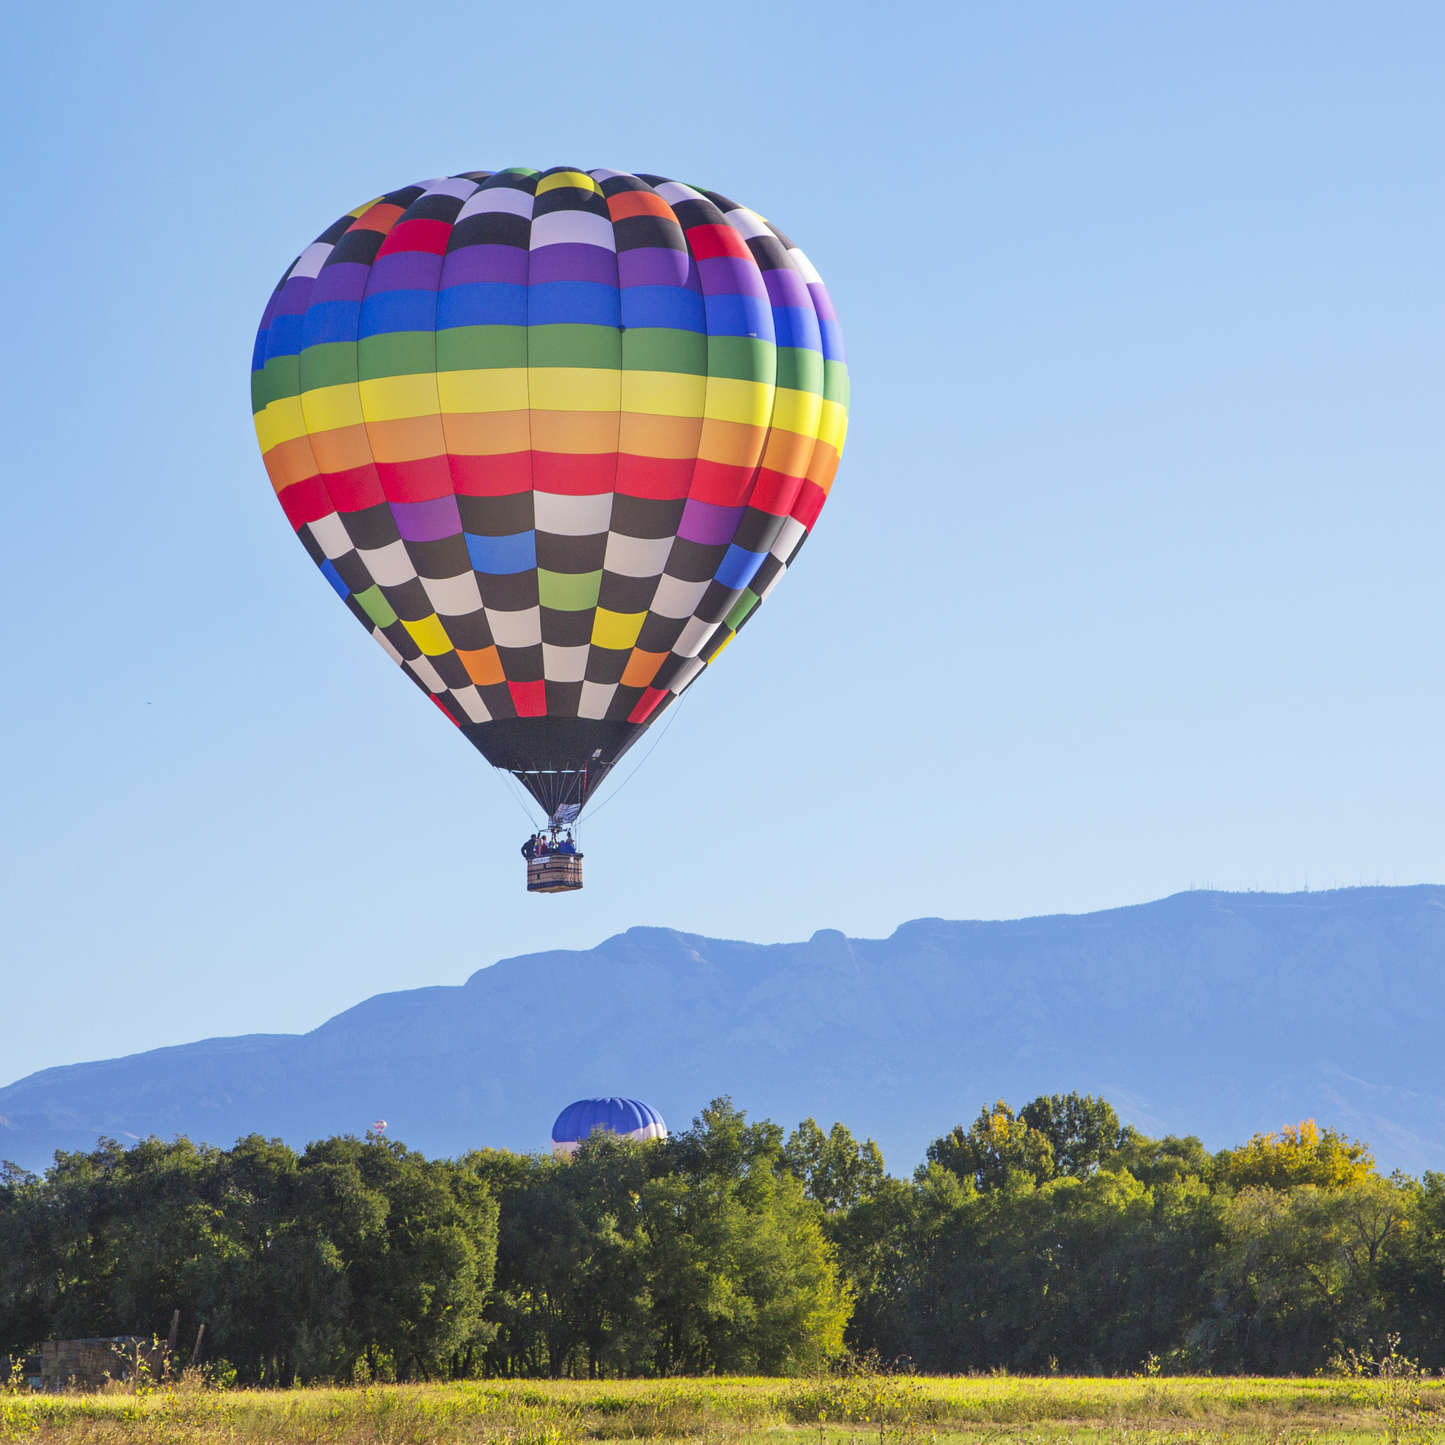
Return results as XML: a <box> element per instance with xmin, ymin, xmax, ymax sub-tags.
<box><xmin>3</xmin><ymin>1095</ymin><xmax>1445</xmax><ymax>1381</ymax></box>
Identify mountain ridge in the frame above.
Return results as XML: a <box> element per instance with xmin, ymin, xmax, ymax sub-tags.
<box><xmin>4</xmin><ymin>886</ymin><xmax>1443</xmax><ymax>1175</ymax></box>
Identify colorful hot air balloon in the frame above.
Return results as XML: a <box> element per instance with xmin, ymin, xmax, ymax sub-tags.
<box><xmin>251</xmin><ymin>167</ymin><xmax>847</xmax><ymax>837</ymax></box>
<box><xmin>552</xmin><ymin>1097</ymin><xmax>668</xmax><ymax>1159</ymax></box>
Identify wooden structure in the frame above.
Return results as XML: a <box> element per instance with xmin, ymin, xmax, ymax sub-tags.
<box><xmin>527</xmin><ymin>851</ymin><xmax>583</xmax><ymax>892</ymax></box>
<box><xmin>34</xmin><ymin>1338</ymin><xmax>160</xmax><ymax>1391</ymax></box>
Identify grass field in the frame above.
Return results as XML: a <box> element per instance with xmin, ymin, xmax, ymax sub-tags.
<box><xmin>3</xmin><ymin>1375</ymin><xmax>1442</xmax><ymax>1445</ymax></box>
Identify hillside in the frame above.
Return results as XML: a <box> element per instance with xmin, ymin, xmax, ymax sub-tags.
<box><xmin>3</xmin><ymin>886</ymin><xmax>1443</xmax><ymax>1175</ymax></box>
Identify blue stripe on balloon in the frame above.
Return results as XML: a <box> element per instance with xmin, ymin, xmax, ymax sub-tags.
<box><xmin>620</xmin><ymin>286</ymin><xmax>707</xmax><ymax>333</ymax></box>
<box><xmin>265</xmin><ymin>313</ymin><xmax>305</xmax><ymax>360</ymax></box>
<box><xmin>302</xmin><ymin>299</ymin><xmax>361</xmax><ymax>347</ymax></box>
<box><xmin>437</xmin><ymin>282</ymin><xmax>528</xmax><ymax>329</ymax></box>
<box><xmin>704</xmin><ymin>292</ymin><xmax>774</xmax><ymax>341</ymax></box>
<box><xmin>359</xmin><ymin>289</ymin><xmax>438</xmax><ymax>338</ymax></box>
<box><xmin>770</xmin><ymin>305</ymin><xmax>823</xmax><ymax>352</ymax></box>
<box><xmin>527</xmin><ymin>281</ymin><xmax>622</xmax><ymax>328</ymax></box>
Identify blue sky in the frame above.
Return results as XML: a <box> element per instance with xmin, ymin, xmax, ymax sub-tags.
<box><xmin>2</xmin><ymin>2</ymin><xmax>1442</xmax><ymax>1086</ymax></box>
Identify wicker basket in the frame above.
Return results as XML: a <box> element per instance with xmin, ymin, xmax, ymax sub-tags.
<box><xmin>527</xmin><ymin>853</ymin><xmax>584</xmax><ymax>893</ymax></box>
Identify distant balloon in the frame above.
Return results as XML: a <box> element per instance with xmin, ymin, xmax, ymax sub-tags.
<box><xmin>551</xmin><ymin>1097</ymin><xmax>667</xmax><ymax>1159</ymax></box>
<box><xmin>250</xmin><ymin>167</ymin><xmax>847</xmax><ymax>828</ymax></box>
<box><xmin>373</xmin><ymin>1119</ymin><xmax>387</xmax><ymax>1133</ymax></box>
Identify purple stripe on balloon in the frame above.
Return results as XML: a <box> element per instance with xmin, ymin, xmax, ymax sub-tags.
<box><xmin>697</xmin><ymin>255</ymin><xmax>766</xmax><ymax>299</ymax></box>
<box><xmin>310</xmin><ymin>261</ymin><xmax>371</xmax><ymax>305</ymax></box>
<box><xmin>366</xmin><ymin>250</ymin><xmax>442</xmax><ymax>296</ymax></box>
<box><xmin>618</xmin><ymin>247</ymin><xmax>699</xmax><ymax>290</ymax></box>
<box><xmin>807</xmin><ymin>281</ymin><xmax>838</xmax><ymax>323</ymax></box>
<box><xmin>529</xmin><ymin>242</ymin><xmax>618</xmax><ymax>286</ymax></box>
<box><xmin>678</xmin><ymin>499</ymin><xmax>743</xmax><ymax>546</ymax></box>
<box><xmin>257</xmin><ymin>287</ymin><xmax>286</xmax><ymax>330</ymax></box>
<box><xmin>274</xmin><ymin>275</ymin><xmax>314</xmax><ymax>316</ymax></box>
<box><xmin>440</xmin><ymin>244</ymin><xmax>529</xmax><ymax>287</ymax></box>
<box><xmin>390</xmin><ymin>495</ymin><xmax>462</xmax><ymax>542</ymax></box>
<box><xmin>763</xmin><ymin>267</ymin><xmax>811</xmax><ymax>309</ymax></box>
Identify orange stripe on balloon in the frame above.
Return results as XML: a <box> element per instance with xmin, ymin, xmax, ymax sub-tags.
<box><xmin>307</xmin><ymin>422</ymin><xmax>375</xmax><ymax>474</ymax></box>
<box><xmin>441</xmin><ymin>410</ymin><xmax>532</xmax><ymax>455</ymax></box>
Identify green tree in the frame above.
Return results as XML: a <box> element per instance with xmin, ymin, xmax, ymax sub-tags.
<box><xmin>782</xmin><ymin>1119</ymin><xmax>886</xmax><ymax>1213</ymax></box>
<box><xmin>926</xmin><ymin>1101</ymin><xmax>1054</xmax><ymax>1191</ymax></box>
<box><xmin>1018</xmin><ymin>1092</ymin><xmax>1124</xmax><ymax>1176</ymax></box>
<box><xmin>645</xmin><ymin>1098</ymin><xmax>850</xmax><ymax>1373</ymax></box>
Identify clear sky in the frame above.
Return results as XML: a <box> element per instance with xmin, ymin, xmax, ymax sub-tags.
<box><xmin>2</xmin><ymin>3</ymin><xmax>1442</xmax><ymax>1088</ymax></box>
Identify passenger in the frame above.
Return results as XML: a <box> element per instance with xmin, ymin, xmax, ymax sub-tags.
<box><xmin>521</xmin><ymin>835</ymin><xmax>538</xmax><ymax>861</ymax></box>
<box><xmin>558</xmin><ymin>836</ymin><xmax>576</xmax><ymax>855</ymax></box>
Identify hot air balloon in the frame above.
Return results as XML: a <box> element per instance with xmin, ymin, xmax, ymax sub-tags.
<box><xmin>551</xmin><ymin>1097</ymin><xmax>668</xmax><ymax>1159</ymax></box>
<box><xmin>251</xmin><ymin>168</ymin><xmax>848</xmax><ymax>887</ymax></box>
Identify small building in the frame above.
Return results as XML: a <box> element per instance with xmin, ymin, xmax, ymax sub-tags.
<box><xmin>36</xmin><ymin>1338</ymin><xmax>161</xmax><ymax>1392</ymax></box>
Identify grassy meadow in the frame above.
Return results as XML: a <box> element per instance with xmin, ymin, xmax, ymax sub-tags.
<box><xmin>3</xmin><ymin>1374</ymin><xmax>1442</xmax><ymax>1445</ymax></box>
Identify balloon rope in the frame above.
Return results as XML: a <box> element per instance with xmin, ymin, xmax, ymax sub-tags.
<box><xmin>583</xmin><ymin>693</ymin><xmax>688</xmax><ymax>823</ymax></box>
<box><xmin>491</xmin><ymin>764</ymin><xmax>542</xmax><ymax>828</ymax></box>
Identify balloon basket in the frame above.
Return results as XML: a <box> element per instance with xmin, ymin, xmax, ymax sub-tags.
<box><xmin>527</xmin><ymin>854</ymin><xmax>584</xmax><ymax>893</ymax></box>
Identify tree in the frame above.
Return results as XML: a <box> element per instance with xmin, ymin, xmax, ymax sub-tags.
<box><xmin>1018</xmin><ymin>1093</ymin><xmax>1124</xmax><ymax>1177</ymax></box>
<box><xmin>782</xmin><ymin>1119</ymin><xmax>886</xmax><ymax>1213</ymax></box>
<box><xmin>926</xmin><ymin>1102</ymin><xmax>1054</xmax><ymax>1191</ymax></box>
<box><xmin>1215</xmin><ymin>1120</ymin><xmax>1375</xmax><ymax>1192</ymax></box>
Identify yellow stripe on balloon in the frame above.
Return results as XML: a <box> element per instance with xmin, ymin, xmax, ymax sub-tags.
<box><xmin>358</xmin><ymin>372</ymin><xmax>442</xmax><ymax>422</ymax></box>
<box><xmin>528</xmin><ymin>367</ymin><xmax>622</xmax><ymax>412</ymax></box>
<box><xmin>816</xmin><ymin>398</ymin><xmax>847</xmax><ymax>452</ymax></box>
<box><xmin>254</xmin><ymin>396</ymin><xmax>307</xmax><ymax>454</ymax></box>
<box><xmin>300</xmin><ymin>382</ymin><xmax>365</xmax><ymax>434</ymax></box>
<box><xmin>437</xmin><ymin>368</ymin><xmax>530</xmax><ymax>413</ymax></box>
<box><xmin>703</xmin><ymin>376</ymin><xmax>774</xmax><ymax>428</ymax></box>
<box><xmin>768</xmin><ymin>386</ymin><xmax>825</xmax><ymax>438</ymax></box>
<box><xmin>621</xmin><ymin>370</ymin><xmax>707</xmax><ymax>417</ymax></box>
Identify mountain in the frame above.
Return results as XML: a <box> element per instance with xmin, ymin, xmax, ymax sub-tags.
<box><xmin>3</xmin><ymin>887</ymin><xmax>1444</xmax><ymax>1176</ymax></box>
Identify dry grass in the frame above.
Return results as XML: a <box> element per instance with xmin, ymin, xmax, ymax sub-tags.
<box><xmin>1</xmin><ymin>1374</ymin><xmax>1440</xmax><ymax>1445</ymax></box>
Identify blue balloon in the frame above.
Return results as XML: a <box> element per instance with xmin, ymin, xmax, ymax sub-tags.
<box><xmin>551</xmin><ymin>1097</ymin><xmax>668</xmax><ymax>1158</ymax></box>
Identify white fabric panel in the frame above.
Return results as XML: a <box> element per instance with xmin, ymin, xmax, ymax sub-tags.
<box><xmin>290</xmin><ymin>242</ymin><xmax>334</xmax><ymax>279</ymax></box>
<box><xmin>542</xmin><ymin>643</ymin><xmax>589</xmax><ymax>682</ymax></box>
<box><xmin>725</xmin><ymin>208</ymin><xmax>771</xmax><ymax>240</ymax></box>
<box><xmin>654</xmin><ymin>181</ymin><xmax>706</xmax><ymax>206</ymax></box>
<box><xmin>421</xmin><ymin>571</ymin><xmax>484</xmax><ymax>616</ymax></box>
<box><xmin>552</xmin><ymin>1141</ymin><xmax>579</xmax><ymax>1159</ymax></box>
<box><xmin>307</xmin><ymin>512</ymin><xmax>352</xmax><ymax>560</ymax></box>
<box><xmin>407</xmin><ymin>655</ymin><xmax>446</xmax><ymax>693</ymax></box>
<box><xmin>422</xmin><ymin>177</ymin><xmax>479</xmax><ymax>200</ymax></box>
<box><xmin>674</xmin><ymin>616</ymin><xmax>720</xmax><ymax>659</ymax></box>
<box><xmin>530</xmin><ymin>210</ymin><xmax>616</xmax><ymax>251</ymax></box>
<box><xmin>769</xmin><ymin>515</ymin><xmax>807</xmax><ymax>561</ymax></box>
<box><xmin>578</xmin><ymin>680</ymin><xmax>617</xmax><ymax>719</ymax></box>
<box><xmin>357</xmin><ymin>539</ymin><xmax>417</xmax><ymax>587</ymax></box>
<box><xmin>534</xmin><ymin>490</ymin><xmax>613</xmax><ymax>536</ymax></box>
<box><xmin>789</xmin><ymin>248</ymin><xmax>822</xmax><ymax>285</ymax></box>
<box><xmin>451</xmin><ymin>684</ymin><xmax>491</xmax><ymax>723</ymax></box>
<box><xmin>588</xmin><ymin>169</ymin><xmax>631</xmax><ymax>183</ymax></box>
<box><xmin>604</xmin><ymin>532</ymin><xmax>673</xmax><ymax>577</ymax></box>
<box><xmin>670</xmin><ymin>655</ymin><xmax>706</xmax><ymax>693</ymax></box>
<box><xmin>485</xmin><ymin>606</ymin><xmax>542</xmax><ymax>648</ymax></box>
<box><xmin>650</xmin><ymin>575</ymin><xmax>709</xmax><ymax>619</ymax></box>
<box><xmin>372</xmin><ymin>628</ymin><xmax>403</xmax><ymax>665</ymax></box>
<box><xmin>456</xmin><ymin>187</ymin><xmax>534</xmax><ymax>221</ymax></box>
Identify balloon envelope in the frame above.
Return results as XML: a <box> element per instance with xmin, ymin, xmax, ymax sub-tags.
<box><xmin>551</xmin><ymin>1096</ymin><xmax>668</xmax><ymax>1158</ymax></box>
<box><xmin>252</xmin><ymin>167</ymin><xmax>847</xmax><ymax>819</ymax></box>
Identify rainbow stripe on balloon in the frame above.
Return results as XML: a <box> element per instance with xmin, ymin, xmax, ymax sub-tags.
<box><xmin>251</xmin><ymin>167</ymin><xmax>846</xmax><ymax>814</ymax></box>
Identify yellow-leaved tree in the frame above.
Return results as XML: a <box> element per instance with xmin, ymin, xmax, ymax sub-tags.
<box><xmin>1215</xmin><ymin>1119</ymin><xmax>1375</xmax><ymax>1191</ymax></box>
